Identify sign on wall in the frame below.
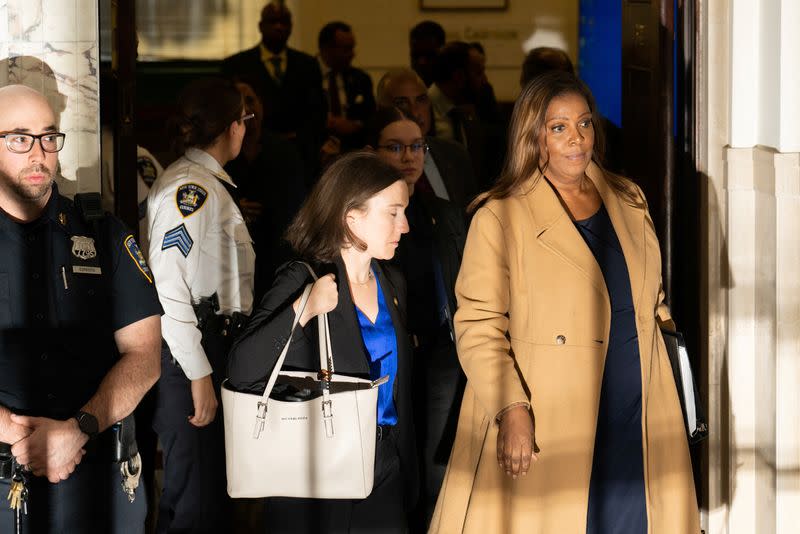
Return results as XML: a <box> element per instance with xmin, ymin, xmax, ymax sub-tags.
<box><xmin>421</xmin><ymin>0</ymin><xmax>507</xmax><ymax>9</ymax></box>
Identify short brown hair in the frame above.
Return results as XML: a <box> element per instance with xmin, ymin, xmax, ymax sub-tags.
<box><xmin>286</xmin><ymin>151</ymin><xmax>403</xmax><ymax>262</ymax></box>
<box><xmin>520</xmin><ymin>47</ymin><xmax>574</xmax><ymax>88</ymax></box>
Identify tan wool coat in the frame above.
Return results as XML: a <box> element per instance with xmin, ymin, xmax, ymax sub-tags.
<box><xmin>429</xmin><ymin>163</ymin><xmax>700</xmax><ymax>534</ymax></box>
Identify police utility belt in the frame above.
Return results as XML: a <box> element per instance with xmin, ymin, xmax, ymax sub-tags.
<box><xmin>193</xmin><ymin>293</ymin><xmax>248</xmax><ymax>340</ymax></box>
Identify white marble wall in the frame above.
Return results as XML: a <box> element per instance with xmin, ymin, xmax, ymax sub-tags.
<box><xmin>724</xmin><ymin>146</ymin><xmax>778</xmax><ymax>534</ymax></box>
<box><xmin>702</xmin><ymin>2</ymin><xmax>800</xmax><ymax>533</ymax></box>
<box><xmin>0</xmin><ymin>0</ymin><xmax>100</xmax><ymax>196</ymax></box>
<box><xmin>773</xmin><ymin>152</ymin><xmax>800</xmax><ymax>534</ymax></box>
<box><xmin>702</xmin><ymin>143</ymin><xmax>800</xmax><ymax>534</ymax></box>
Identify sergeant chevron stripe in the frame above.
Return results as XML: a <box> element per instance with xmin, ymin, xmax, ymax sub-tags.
<box><xmin>161</xmin><ymin>223</ymin><xmax>194</xmax><ymax>257</ymax></box>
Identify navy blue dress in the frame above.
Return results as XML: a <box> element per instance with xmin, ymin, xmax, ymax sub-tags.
<box><xmin>575</xmin><ymin>205</ymin><xmax>647</xmax><ymax>534</ymax></box>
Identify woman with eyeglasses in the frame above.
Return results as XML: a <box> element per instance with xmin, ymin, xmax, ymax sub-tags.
<box><xmin>367</xmin><ymin>106</ymin><xmax>467</xmax><ymax>531</ymax></box>
<box><xmin>145</xmin><ymin>77</ymin><xmax>256</xmax><ymax>534</ymax></box>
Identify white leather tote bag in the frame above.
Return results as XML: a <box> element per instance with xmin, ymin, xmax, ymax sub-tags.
<box><xmin>221</xmin><ymin>266</ymin><xmax>386</xmax><ymax>499</ymax></box>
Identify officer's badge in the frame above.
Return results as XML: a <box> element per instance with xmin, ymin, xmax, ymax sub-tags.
<box><xmin>71</xmin><ymin>236</ymin><xmax>97</xmax><ymax>260</ymax></box>
<box><xmin>162</xmin><ymin>224</ymin><xmax>194</xmax><ymax>258</ymax></box>
<box><xmin>137</xmin><ymin>156</ymin><xmax>158</xmax><ymax>187</ymax></box>
<box><xmin>124</xmin><ymin>235</ymin><xmax>153</xmax><ymax>283</ymax></box>
<box><xmin>176</xmin><ymin>183</ymin><xmax>208</xmax><ymax>217</ymax></box>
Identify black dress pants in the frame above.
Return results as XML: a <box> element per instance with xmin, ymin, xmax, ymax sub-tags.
<box><xmin>263</xmin><ymin>429</ymin><xmax>407</xmax><ymax>534</ymax></box>
<box><xmin>152</xmin><ymin>346</ymin><xmax>230</xmax><ymax>534</ymax></box>
<box><xmin>0</xmin><ymin>459</ymin><xmax>146</xmax><ymax>534</ymax></box>
<box><xmin>413</xmin><ymin>331</ymin><xmax>464</xmax><ymax>530</ymax></box>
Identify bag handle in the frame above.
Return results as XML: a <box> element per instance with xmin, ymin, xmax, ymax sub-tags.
<box><xmin>295</xmin><ymin>263</ymin><xmax>335</xmax><ymax>378</ymax></box>
<box><xmin>252</xmin><ymin>262</ymin><xmax>337</xmax><ymax>439</ymax></box>
<box><xmin>296</xmin><ymin>263</ymin><xmax>336</xmax><ymax>438</ymax></box>
<box><xmin>253</xmin><ymin>282</ymin><xmax>313</xmax><ymax>438</ymax></box>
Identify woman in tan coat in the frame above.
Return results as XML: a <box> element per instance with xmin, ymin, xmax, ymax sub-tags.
<box><xmin>429</xmin><ymin>72</ymin><xmax>700</xmax><ymax>533</ymax></box>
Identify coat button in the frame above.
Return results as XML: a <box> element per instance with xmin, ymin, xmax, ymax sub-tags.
<box><xmin>556</xmin><ymin>335</ymin><xmax>566</xmax><ymax>345</ymax></box>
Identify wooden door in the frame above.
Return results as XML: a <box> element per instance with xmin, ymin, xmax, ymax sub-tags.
<box><xmin>623</xmin><ymin>0</ymin><xmax>704</xmax><ymax>517</ymax></box>
<box><xmin>100</xmin><ymin>0</ymin><xmax>138</xmax><ymax>234</ymax></box>
<box><xmin>622</xmin><ymin>0</ymin><xmax>675</xmax><ymax>299</ymax></box>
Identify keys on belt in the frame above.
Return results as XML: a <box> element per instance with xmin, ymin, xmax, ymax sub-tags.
<box><xmin>6</xmin><ymin>464</ymin><xmax>28</xmax><ymax>516</ymax></box>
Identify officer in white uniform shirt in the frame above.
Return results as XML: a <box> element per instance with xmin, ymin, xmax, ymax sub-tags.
<box><xmin>145</xmin><ymin>78</ymin><xmax>255</xmax><ymax>534</ymax></box>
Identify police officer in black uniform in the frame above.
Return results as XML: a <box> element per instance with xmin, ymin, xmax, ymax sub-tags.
<box><xmin>0</xmin><ymin>85</ymin><xmax>163</xmax><ymax>534</ymax></box>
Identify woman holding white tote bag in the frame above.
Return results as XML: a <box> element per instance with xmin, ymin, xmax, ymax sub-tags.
<box><xmin>226</xmin><ymin>151</ymin><xmax>418</xmax><ymax>533</ymax></box>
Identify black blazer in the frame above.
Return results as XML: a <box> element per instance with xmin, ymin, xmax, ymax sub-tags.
<box><xmin>340</xmin><ymin>67</ymin><xmax>375</xmax><ymax>124</ymax></box>
<box><xmin>426</xmin><ymin>136</ymin><xmax>478</xmax><ymax>213</ymax></box>
<box><xmin>227</xmin><ymin>258</ymin><xmax>418</xmax><ymax>502</ymax></box>
<box><xmin>394</xmin><ymin>192</ymin><xmax>465</xmax><ymax>342</ymax></box>
<box><xmin>222</xmin><ymin>46</ymin><xmax>327</xmax><ymax>179</ymax></box>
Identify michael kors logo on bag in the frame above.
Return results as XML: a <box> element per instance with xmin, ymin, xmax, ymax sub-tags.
<box><xmin>280</xmin><ymin>416</ymin><xmax>309</xmax><ymax>421</ymax></box>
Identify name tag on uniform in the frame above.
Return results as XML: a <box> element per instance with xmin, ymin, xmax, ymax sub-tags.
<box><xmin>73</xmin><ymin>265</ymin><xmax>102</xmax><ymax>275</ymax></box>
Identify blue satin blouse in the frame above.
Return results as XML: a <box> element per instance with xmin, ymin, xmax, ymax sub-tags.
<box><xmin>354</xmin><ymin>272</ymin><xmax>398</xmax><ymax>426</ymax></box>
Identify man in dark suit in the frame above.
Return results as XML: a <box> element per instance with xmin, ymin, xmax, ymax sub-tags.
<box><xmin>409</xmin><ymin>21</ymin><xmax>445</xmax><ymax>88</ymax></box>
<box><xmin>427</xmin><ymin>41</ymin><xmax>506</xmax><ymax>191</ymax></box>
<box><xmin>376</xmin><ymin>68</ymin><xmax>478</xmax><ymax>212</ymax></box>
<box><xmin>224</xmin><ymin>82</ymin><xmax>306</xmax><ymax>300</ymax></box>
<box><xmin>222</xmin><ymin>1</ymin><xmax>326</xmax><ymax>185</ymax></box>
<box><xmin>317</xmin><ymin>21</ymin><xmax>376</xmax><ymax>151</ymax></box>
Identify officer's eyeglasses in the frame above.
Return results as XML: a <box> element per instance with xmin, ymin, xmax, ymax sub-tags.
<box><xmin>0</xmin><ymin>132</ymin><xmax>66</xmax><ymax>154</ymax></box>
<box><xmin>377</xmin><ymin>142</ymin><xmax>429</xmax><ymax>156</ymax></box>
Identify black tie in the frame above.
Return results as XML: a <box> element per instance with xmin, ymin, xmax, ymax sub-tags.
<box><xmin>269</xmin><ymin>57</ymin><xmax>284</xmax><ymax>84</ymax></box>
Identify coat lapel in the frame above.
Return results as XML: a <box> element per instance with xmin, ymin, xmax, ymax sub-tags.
<box><xmin>586</xmin><ymin>163</ymin><xmax>647</xmax><ymax>311</ymax></box>
<box><xmin>522</xmin><ymin>172</ymin><xmax>609</xmax><ymax>304</ymax></box>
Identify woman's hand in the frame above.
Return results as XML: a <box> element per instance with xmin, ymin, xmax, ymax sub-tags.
<box><xmin>295</xmin><ymin>274</ymin><xmax>338</xmax><ymax>326</ymax></box>
<box><xmin>497</xmin><ymin>404</ymin><xmax>538</xmax><ymax>479</ymax></box>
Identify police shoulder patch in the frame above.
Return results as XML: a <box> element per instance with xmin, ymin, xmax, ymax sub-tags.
<box><xmin>137</xmin><ymin>156</ymin><xmax>158</xmax><ymax>187</ymax></box>
<box><xmin>176</xmin><ymin>183</ymin><xmax>208</xmax><ymax>217</ymax></box>
<box><xmin>124</xmin><ymin>235</ymin><xmax>153</xmax><ymax>283</ymax></box>
<box><xmin>161</xmin><ymin>224</ymin><xmax>194</xmax><ymax>258</ymax></box>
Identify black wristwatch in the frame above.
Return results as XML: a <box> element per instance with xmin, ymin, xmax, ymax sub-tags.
<box><xmin>74</xmin><ymin>411</ymin><xmax>99</xmax><ymax>439</ymax></box>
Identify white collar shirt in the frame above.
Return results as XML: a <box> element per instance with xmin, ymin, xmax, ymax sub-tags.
<box><xmin>146</xmin><ymin>147</ymin><xmax>255</xmax><ymax>379</ymax></box>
